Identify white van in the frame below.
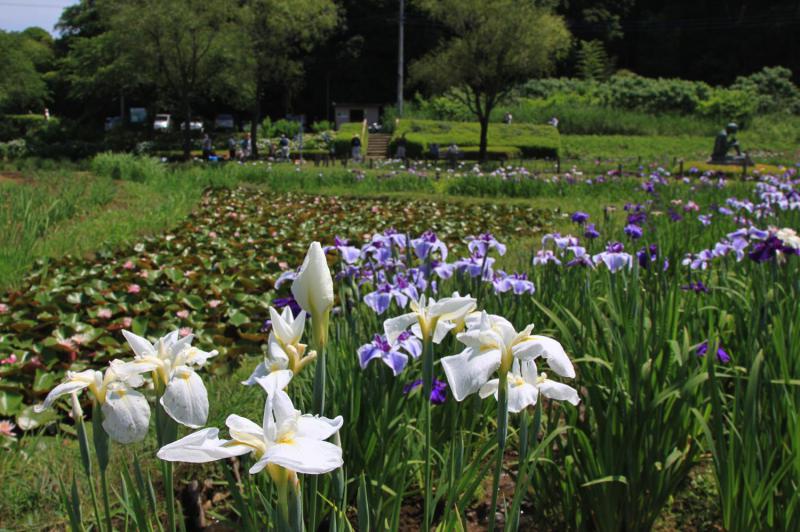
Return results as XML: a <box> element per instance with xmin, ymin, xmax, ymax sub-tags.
<box><xmin>153</xmin><ymin>114</ymin><xmax>172</xmax><ymax>131</ymax></box>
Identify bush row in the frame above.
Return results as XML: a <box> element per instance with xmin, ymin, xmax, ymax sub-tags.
<box><xmin>390</xmin><ymin>119</ymin><xmax>560</xmax><ymax>158</ymax></box>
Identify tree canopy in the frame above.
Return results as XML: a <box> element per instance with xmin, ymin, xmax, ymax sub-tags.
<box><xmin>0</xmin><ymin>29</ymin><xmax>54</xmax><ymax>113</ymax></box>
<box><xmin>411</xmin><ymin>0</ymin><xmax>570</xmax><ymax>159</ymax></box>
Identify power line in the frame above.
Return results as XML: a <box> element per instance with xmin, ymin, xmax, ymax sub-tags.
<box><xmin>0</xmin><ymin>2</ymin><xmax>72</xmax><ymax>9</ymax></box>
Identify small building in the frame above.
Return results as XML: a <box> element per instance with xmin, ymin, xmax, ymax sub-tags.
<box><xmin>333</xmin><ymin>103</ymin><xmax>384</xmax><ymax>129</ymax></box>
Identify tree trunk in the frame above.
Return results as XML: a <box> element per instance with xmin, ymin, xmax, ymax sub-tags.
<box><xmin>479</xmin><ymin>113</ymin><xmax>490</xmax><ymax>162</ymax></box>
<box><xmin>182</xmin><ymin>99</ymin><xmax>192</xmax><ymax>161</ymax></box>
<box><xmin>250</xmin><ymin>82</ymin><xmax>261</xmax><ymax>159</ymax></box>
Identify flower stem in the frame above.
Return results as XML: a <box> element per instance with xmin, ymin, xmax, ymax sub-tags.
<box><xmin>155</xmin><ymin>399</ymin><xmax>178</xmax><ymax>532</ymax></box>
<box><xmin>488</xmin><ymin>370</ymin><xmax>509</xmax><ymax>532</ymax></box>
<box><xmin>75</xmin><ymin>405</ymin><xmax>102</xmax><ymax>531</ymax></box>
<box><xmin>308</xmin><ymin>345</ymin><xmax>327</xmax><ymax>530</ymax></box>
<box><xmin>422</xmin><ymin>337</ymin><xmax>434</xmax><ymax>530</ymax></box>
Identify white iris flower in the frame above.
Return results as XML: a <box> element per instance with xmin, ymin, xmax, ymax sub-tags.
<box><xmin>157</xmin><ymin>371</ymin><xmax>343</xmax><ymax>476</ymax></box>
<box><xmin>118</xmin><ymin>330</ymin><xmax>217</xmax><ymax>428</ymax></box>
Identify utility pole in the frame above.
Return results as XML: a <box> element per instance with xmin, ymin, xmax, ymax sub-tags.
<box><xmin>397</xmin><ymin>0</ymin><xmax>404</xmax><ymax>116</ymax></box>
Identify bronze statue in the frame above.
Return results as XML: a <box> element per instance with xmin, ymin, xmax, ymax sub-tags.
<box><xmin>710</xmin><ymin>123</ymin><xmax>753</xmax><ymax>164</ymax></box>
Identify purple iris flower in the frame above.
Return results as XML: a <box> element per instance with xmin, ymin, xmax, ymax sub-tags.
<box><xmin>493</xmin><ymin>271</ymin><xmax>535</xmax><ymax>295</ymax></box>
<box><xmin>584</xmin><ymin>224</ymin><xmax>600</xmax><ymax>239</ymax></box>
<box><xmin>593</xmin><ymin>243</ymin><xmax>632</xmax><ymax>272</ymax></box>
<box><xmin>432</xmin><ymin>261</ymin><xmax>455</xmax><ymax>279</ymax></box>
<box><xmin>403</xmin><ymin>378</ymin><xmax>448</xmax><ymax>404</ymax></box>
<box><xmin>637</xmin><ymin>244</ymin><xmax>658</xmax><ymax>268</ymax></box>
<box><xmin>364</xmin><ymin>285</ymin><xmax>393</xmax><ymax>315</ymax></box>
<box><xmin>358</xmin><ymin>334</ymin><xmax>412</xmax><ymax>376</ymax></box>
<box><xmin>698</xmin><ymin>214</ymin><xmax>713</xmax><ymax>226</ymax></box>
<box><xmin>748</xmin><ymin>227</ymin><xmax>769</xmax><ymax>240</ymax></box>
<box><xmin>748</xmin><ymin>235</ymin><xmax>792</xmax><ymax>263</ymax></box>
<box><xmin>455</xmin><ymin>253</ymin><xmax>495</xmax><ymax>279</ymax></box>
<box><xmin>272</xmin><ymin>295</ymin><xmax>302</xmax><ymax>316</ymax></box>
<box><xmin>554</xmin><ymin>235</ymin><xmax>579</xmax><ymax>249</ymax></box>
<box><xmin>571</xmin><ymin>211</ymin><xmax>590</xmax><ymax>224</ymax></box>
<box><xmin>681</xmin><ymin>281</ymin><xmax>709</xmax><ymax>293</ymax></box>
<box><xmin>533</xmin><ymin>249</ymin><xmax>562</xmax><ymax>266</ymax></box>
<box><xmin>682</xmin><ymin>249</ymin><xmax>714</xmax><ymax>270</ymax></box>
<box><xmin>627</xmin><ymin>212</ymin><xmax>647</xmax><ymax>226</ymax></box>
<box><xmin>325</xmin><ymin>236</ymin><xmax>362</xmax><ymax>264</ymax></box>
<box><xmin>668</xmin><ymin>210</ymin><xmax>683</xmax><ymax>222</ymax></box>
<box><xmin>541</xmin><ymin>232</ymin><xmax>578</xmax><ymax>249</ymax></box>
<box><xmin>696</xmin><ymin>341</ymin><xmax>731</xmax><ymax>364</ymax></box>
<box><xmin>566</xmin><ymin>246</ymin><xmax>594</xmax><ymax>268</ymax></box>
<box><xmin>411</xmin><ymin>230</ymin><xmax>448</xmax><ymax>260</ymax></box>
<box><xmin>467</xmin><ymin>233</ymin><xmax>507</xmax><ymax>257</ymax></box>
<box><xmin>274</xmin><ymin>270</ymin><xmax>298</xmax><ymax>289</ymax></box>
<box><xmin>624</xmin><ymin>224</ymin><xmax>643</xmax><ymax>239</ymax></box>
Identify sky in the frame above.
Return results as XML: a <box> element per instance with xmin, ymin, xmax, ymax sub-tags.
<box><xmin>0</xmin><ymin>0</ymin><xmax>80</xmax><ymax>34</ymax></box>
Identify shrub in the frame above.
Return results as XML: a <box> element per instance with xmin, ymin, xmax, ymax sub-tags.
<box><xmin>731</xmin><ymin>66</ymin><xmax>800</xmax><ymax>114</ymax></box>
<box><xmin>0</xmin><ymin>114</ymin><xmax>50</xmax><ymax>142</ymax></box>
<box><xmin>697</xmin><ymin>89</ymin><xmax>758</xmax><ymax>126</ymax></box>
<box><xmin>332</xmin><ymin>122</ymin><xmax>369</xmax><ymax>156</ymax></box>
<box><xmin>90</xmin><ymin>152</ymin><xmax>166</xmax><ymax>182</ymax></box>
<box><xmin>392</xmin><ymin>119</ymin><xmax>560</xmax><ymax>158</ymax></box>
<box><xmin>0</xmin><ymin>139</ymin><xmax>27</xmax><ymax>160</ymax></box>
<box><xmin>311</xmin><ymin>120</ymin><xmax>333</xmax><ymax>133</ymax></box>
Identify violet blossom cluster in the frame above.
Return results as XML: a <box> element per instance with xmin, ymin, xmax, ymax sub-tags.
<box><xmin>682</xmin><ymin>226</ymin><xmax>800</xmax><ymax>270</ymax></box>
<box><xmin>324</xmin><ymin>230</ymin><xmax>534</xmax><ymax>320</ymax></box>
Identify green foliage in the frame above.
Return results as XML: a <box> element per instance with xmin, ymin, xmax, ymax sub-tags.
<box><xmin>411</xmin><ymin>0</ymin><xmax>570</xmax><ymax>158</ymax></box>
<box><xmin>332</xmin><ymin>122</ymin><xmax>368</xmax><ymax>156</ymax></box>
<box><xmin>576</xmin><ymin>40</ymin><xmax>613</xmax><ymax>81</ymax></box>
<box><xmin>0</xmin><ymin>114</ymin><xmax>49</xmax><ymax>142</ymax></box>
<box><xmin>310</xmin><ymin>120</ymin><xmax>333</xmax><ymax>133</ymax></box>
<box><xmin>696</xmin><ymin>89</ymin><xmax>759</xmax><ymax>126</ymax></box>
<box><xmin>0</xmin><ymin>31</ymin><xmax>52</xmax><ymax>113</ymax></box>
<box><xmin>90</xmin><ymin>152</ymin><xmax>166</xmax><ymax>182</ymax></box>
<box><xmin>731</xmin><ymin>66</ymin><xmax>800</xmax><ymax>114</ymax></box>
<box><xmin>262</xmin><ymin>118</ymin><xmax>302</xmax><ymax>139</ymax></box>
<box><xmin>393</xmin><ymin>118</ymin><xmax>560</xmax><ymax>158</ymax></box>
<box><xmin>0</xmin><ymin>139</ymin><xmax>28</xmax><ymax>161</ymax></box>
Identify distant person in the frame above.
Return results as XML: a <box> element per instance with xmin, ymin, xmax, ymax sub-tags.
<box><xmin>44</xmin><ymin>108</ymin><xmax>50</xmax><ymax>121</ymax></box>
<box><xmin>227</xmin><ymin>136</ymin><xmax>237</xmax><ymax>160</ymax></box>
<box><xmin>351</xmin><ymin>134</ymin><xmax>362</xmax><ymax>162</ymax></box>
<box><xmin>429</xmin><ymin>143</ymin><xmax>440</xmax><ymax>160</ymax></box>
<box><xmin>279</xmin><ymin>134</ymin><xmax>290</xmax><ymax>160</ymax></box>
<box><xmin>202</xmin><ymin>134</ymin><xmax>212</xmax><ymax>160</ymax></box>
<box><xmin>446</xmin><ymin>143</ymin><xmax>460</xmax><ymax>167</ymax></box>
<box><xmin>240</xmin><ymin>133</ymin><xmax>252</xmax><ymax>160</ymax></box>
<box><xmin>503</xmin><ymin>112</ymin><xmax>513</xmax><ymax>125</ymax></box>
<box><xmin>395</xmin><ymin>134</ymin><xmax>407</xmax><ymax>160</ymax></box>
<box><xmin>548</xmin><ymin>116</ymin><xmax>559</xmax><ymax>129</ymax></box>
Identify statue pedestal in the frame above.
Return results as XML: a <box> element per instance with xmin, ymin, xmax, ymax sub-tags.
<box><xmin>707</xmin><ymin>154</ymin><xmax>754</xmax><ymax>167</ymax></box>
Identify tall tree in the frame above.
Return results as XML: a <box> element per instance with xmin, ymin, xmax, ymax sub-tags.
<box><xmin>235</xmin><ymin>0</ymin><xmax>338</xmax><ymax>157</ymax></box>
<box><xmin>0</xmin><ymin>30</ymin><xmax>53</xmax><ymax>113</ymax></box>
<box><xmin>411</xmin><ymin>0</ymin><xmax>570</xmax><ymax>160</ymax></box>
<box><xmin>102</xmin><ymin>0</ymin><xmax>239</xmax><ymax>158</ymax></box>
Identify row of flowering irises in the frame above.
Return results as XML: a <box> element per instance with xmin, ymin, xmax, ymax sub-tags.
<box><xmin>37</xmin><ymin>242</ymin><xmax>578</xmax><ymax>531</ymax></box>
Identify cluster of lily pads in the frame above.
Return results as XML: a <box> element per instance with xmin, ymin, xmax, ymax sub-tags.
<box><xmin>0</xmin><ymin>189</ymin><xmax>554</xmax><ymax>422</ymax></box>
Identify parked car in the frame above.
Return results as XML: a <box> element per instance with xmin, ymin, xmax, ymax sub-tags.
<box><xmin>104</xmin><ymin>116</ymin><xmax>123</xmax><ymax>131</ymax></box>
<box><xmin>180</xmin><ymin>118</ymin><xmax>204</xmax><ymax>132</ymax></box>
<box><xmin>153</xmin><ymin>114</ymin><xmax>172</xmax><ymax>132</ymax></box>
<box><xmin>214</xmin><ymin>114</ymin><xmax>235</xmax><ymax>130</ymax></box>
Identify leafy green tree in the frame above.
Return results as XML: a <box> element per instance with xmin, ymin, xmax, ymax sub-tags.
<box><xmin>410</xmin><ymin>0</ymin><xmax>570</xmax><ymax>160</ymax></box>
<box><xmin>576</xmin><ymin>39</ymin><xmax>613</xmax><ymax>80</ymax></box>
<box><xmin>235</xmin><ymin>0</ymin><xmax>338</xmax><ymax>156</ymax></box>
<box><xmin>0</xmin><ymin>30</ymin><xmax>53</xmax><ymax>114</ymax></box>
<box><xmin>102</xmin><ymin>0</ymin><xmax>239</xmax><ymax>158</ymax></box>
